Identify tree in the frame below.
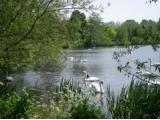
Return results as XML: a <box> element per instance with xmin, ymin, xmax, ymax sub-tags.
<box><xmin>157</xmin><ymin>19</ymin><xmax>160</xmax><ymax>31</ymax></box>
<box><xmin>0</xmin><ymin>0</ymin><xmax>97</xmax><ymax>80</ymax></box>
<box><xmin>68</xmin><ymin>10</ymin><xmax>88</xmax><ymax>48</ymax></box>
<box><xmin>148</xmin><ymin>0</ymin><xmax>159</xmax><ymax>3</ymax></box>
<box><xmin>140</xmin><ymin>20</ymin><xmax>158</xmax><ymax>44</ymax></box>
<box><xmin>115</xmin><ymin>20</ymin><xmax>139</xmax><ymax>45</ymax></box>
<box><xmin>86</xmin><ymin>12</ymin><xmax>107</xmax><ymax>47</ymax></box>
<box><xmin>104</xmin><ymin>26</ymin><xmax>117</xmax><ymax>45</ymax></box>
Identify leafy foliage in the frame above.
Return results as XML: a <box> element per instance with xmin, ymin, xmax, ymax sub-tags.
<box><xmin>0</xmin><ymin>0</ymin><xmax>67</xmax><ymax>77</ymax></box>
<box><xmin>0</xmin><ymin>87</ymin><xmax>30</xmax><ymax>119</ymax></box>
<box><xmin>26</xmin><ymin>79</ymin><xmax>105</xmax><ymax>119</ymax></box>
<box><xmin>70</xmin><ymin>98</ymin><xmax>106</xmax><ymax>119</ymax></box>
<box><xmin>0</xmin><ymin>0</ymin><xmax>101</xmax><ymax>78</ymax></box>
<box><xmin>67</xmin><ymin>11</ymin><xmax>117</xmax><ymax>48</ymax></box>
<box><xmin>107</xmin><ymin>81</ymin><xmax>160</xmax><ymax>119</ymax></box>
<box><xmin>67</xmin><ymin>10</ymin><xmax>160</xmax><ymax>48</ymax></box>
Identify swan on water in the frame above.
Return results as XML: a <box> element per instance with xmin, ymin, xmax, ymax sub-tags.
<box><xmin>6</xmin><ymin>76</ymin><xmax>14</xmax><ymax>82</ymax></box>
<box><xmin>136</xmin><ymin>70</ymin><xmax>160</xmax><ymax>85</ymax></box>
<box><xmin>89</xmin><ymin>81</ymin><xmax>104</xmax><ymax>93</ymax></box>
<box><xmin>68</xmin><ymin>56</ymin><xmax>74</xmax><ymax>62</ymax></box>
<box><xmin>83</xmin><ymin>71</ymin><xmax>104</xmax><ymax>93</ymax></box>
<box><xmin>136</xmin><ymin>70</ymin><xmax>159</xmax><ymax>78</ymax></box>
<box><xmin>148</xmin><ymin>59</ymin><xmax>160</xmax><ymax>68</ymax></box>
<box><xmin>151</xmin><ymin>62</ymin><xmax>160</xmax><ymax>67</ymax></box>
<box><xmin>0</xmin><ymin>81</ymin><xmax>3</xmax><ymax>86</ymax></box>
<box><xmin>150</xmin><ymin>62</ymin><xmax>160</xmax><ymax>72</ymax></box>
<box><xmin>80</xmin><ymin>59</ymin><xmax>88</xmax><ymax>62</ymax></box>
<box><xmin>136</xmin><ymin>70</ymin><xmax>151</xmax><ymax>76</ymax></box>
<box><xmin>0</xmin><ymin>76</ymin><xmax>14</xmax><ymax>86</ymax></box>
<box><xmin>149</xmin><ymin>80</ymin><xmax>160</xmax><ymax>85</ymax></box>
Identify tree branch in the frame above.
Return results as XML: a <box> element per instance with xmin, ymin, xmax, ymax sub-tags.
<box><xmin>7</xmin><ymin>0</ymin><xmax>27</xmax><ymax>30</ymax></box>
<box><xmin>3</xmin><ymin>0</ymin><xmax>52</xmax><ymax>51</ymax></box>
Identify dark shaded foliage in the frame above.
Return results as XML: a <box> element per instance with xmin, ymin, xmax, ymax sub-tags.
<box><xmin>70</xmin><ymin>98</ymin><xmax>106</xmax><ymax>119</ymax></box>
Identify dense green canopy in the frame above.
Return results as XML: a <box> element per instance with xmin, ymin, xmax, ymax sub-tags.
<box><xmin>0</xmin><ymin>0</ymin><xmax>95</xmax><ymax>77</ymax></box>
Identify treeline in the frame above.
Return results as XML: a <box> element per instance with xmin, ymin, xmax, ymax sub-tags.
<box><xmin>65</xmin><ymin>10</ymin><xmax>160</xmax><ymax>48</ymax></box>
<box><xmin>115</xmin><ymin>19</ymin><xmax>160</xmax><ymax>45</ymax></box>
<box><xmin>65</xmin><ymin>11</ymin><xmax>117</xmax><ymax>48</ymax></box>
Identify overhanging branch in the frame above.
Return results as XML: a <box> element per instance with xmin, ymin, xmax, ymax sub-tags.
<box><xmin>3</xmin><ymin>0</ymin><xmax>52</xmax><ymax>51</ymax></box>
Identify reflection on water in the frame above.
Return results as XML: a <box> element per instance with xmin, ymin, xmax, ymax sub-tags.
<box><xmin>13</xmin><ymin>46</ymin><xmax>160</xmax><ymax>95</ymax></box>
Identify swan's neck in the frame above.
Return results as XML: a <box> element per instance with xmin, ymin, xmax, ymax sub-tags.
<box><xmin>84</xmin><ymin>72</ymin><xmax>89</xmax><ymax>79</ymax></box>
<box><xmin>85</xmin><ymin>73</ymin><xmax>87</xmax><ymax>78</ymax></box>
<box><xmin>149</xmin><ymin>59</ymin><xmax>151</xmax><ymax>69</ymax></box>
<box><xmin>99</xmin><ymin>82</ymin><xmax>103</xmax><ymax>93</ymax></box>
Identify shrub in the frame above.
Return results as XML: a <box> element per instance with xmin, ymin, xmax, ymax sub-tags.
<box><xmin>26</xmin><ymin>79</ymin><xmax>106</xmax><ymax>119</ymax></box>
<box><xmin>0</xmin><ymin>87</ymin><xmax>30</xmax><ymax>119</ymax></box>
<box><xmin>26</xmin><ymin>79</ymin><xmax>85</xmax><ymax>118</ymax></box>
<box><xmin>70</xmin><ymin>98</ymin><xmax>106</xmax><ymax>119</ymax></box>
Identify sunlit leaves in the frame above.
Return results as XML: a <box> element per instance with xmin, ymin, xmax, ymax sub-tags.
<box><xmin>0</xmin><ymin>0</ymin><xmax>69</xmax><ymax>75</ymax></box>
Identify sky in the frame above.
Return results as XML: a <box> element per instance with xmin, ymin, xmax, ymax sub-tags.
<box><xmin>94</xmin><ymin>0</ymin><xmax>160</xmax><ymax>23</ymax></box>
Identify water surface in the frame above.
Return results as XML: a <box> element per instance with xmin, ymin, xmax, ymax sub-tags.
<box><xmin>13</xmin><ymin>46</ymin><xmax>160</xmax><ymax>94</ymax></box>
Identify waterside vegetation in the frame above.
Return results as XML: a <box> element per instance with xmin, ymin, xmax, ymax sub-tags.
<box><xmin>0</xmin><ymin>0</ymin><xmax>160</xmax><ymax>119</ymax></box>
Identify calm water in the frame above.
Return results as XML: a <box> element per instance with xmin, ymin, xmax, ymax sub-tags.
<box><xmin>13</xmin><ymin>46</ymin><xmax>160</xmax><ymax>94</ymax></box>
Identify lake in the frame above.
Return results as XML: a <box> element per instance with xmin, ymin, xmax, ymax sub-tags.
<box><xmin>13</xmin><ymin>46</ymin><xmax>160</xmax><ymax>95</ymax></box>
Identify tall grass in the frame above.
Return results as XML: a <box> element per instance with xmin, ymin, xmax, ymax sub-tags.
<box><xmin>0</xmin><ymin>78</ymin><xmax>105</xmax><ymax>119</ymax></box>
<box><xmin>2</xmin><ymin>78</ymin><xmax>160</xmax><ymax>119</ymax></box>
<box><xmin>107</xmin><ymin>80</ymin><xmax>160</xmax><ymax>119</ymax></box>
<box><xmin>26</xmin><ymin>79</ymin><xmax>106</xmax><ymax>119</ymax></box>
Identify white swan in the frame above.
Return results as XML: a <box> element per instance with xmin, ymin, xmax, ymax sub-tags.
<box><xmin>0</xmin><ymin>76</ymin><xmax>14</xmax><ymax>86</ymax></box>
<box><xmin>136</xmin><ymin>70</ymin><xmax>159</xmax><ymax>78</ymax></box>
<box><xmin>83</xmin><ymin>71</ymin><xmax>104</xmax><ymax>93</ymax></box>
<box><xmin>136</xmin><ymin>70</ymin><xmax>151</xmax><ymax>76</ymax></box>
<box><xmin>80</xmin><ymin>59</ymin><xmax>88</xmax><ymax>62</ymax></box>
<box><xmin>151</xmin><ymin>62</ymin><xmax>160</xmax><ymax>67</ymax></box>
<box><xmin>6</xmin><ymin>76</ymin><xmax>14</xmax><ymax>82</ymax></box>
<box><xmin>89</xmin><ymin>81</ymin><xmax>104</xmax><ymax>93</ymax></box>
<box><xmin>148</xmin><ymin>59</ymin><xmax>160</xmax><ymax>68</ymax></box>
<box><xmin>149</xmin><ymin>80</ymin><xmax>160</xmax><ymax>85</ymax></box>
<box><xmin>0</xmin><ymin>81</ymin><xmax>3</xmax><ymax>86</ymax></box>
<box><xmin>151</xmin><ymin>63</ymin><xmax>160</xmax><ymax>73</ymax></box>
<box><xmin>136</xmin><ymin>70</ymin><xmax>160</xmax><ymax>85</ymax></box>
<box><xmin>68</xmin><ymin>56</ymin><xmax>74</xmax><ymax>62</ymax></box>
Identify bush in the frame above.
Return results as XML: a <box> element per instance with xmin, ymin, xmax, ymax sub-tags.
<box><xmin>26</xmin><ymin>79</ymin><xmax>106</xmax><ymax>119</ymax></box>
<box><xmin>26</xmin><ymin>79</ymin><xmax>85</xmax><ymax>118</ymax></box>
<box><xmin>70</xmin><ymin>98</ymin><xmax>106</xmax><ymax>119</ymax></box>
<box><xmin>0</xmin><ymin>87</ymin><xmax>30</xmax><ymax>119</ymax></box>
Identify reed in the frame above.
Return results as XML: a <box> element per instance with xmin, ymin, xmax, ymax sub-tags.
<box><xmin>26</xmin><ymin>79</ymin><xmax>105</xmax><ymax>119</ymax></box>
<box><xmin>107</xmin><ymin>80</ymin><xmax>160</xmax><ymax>119</ymax></box>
